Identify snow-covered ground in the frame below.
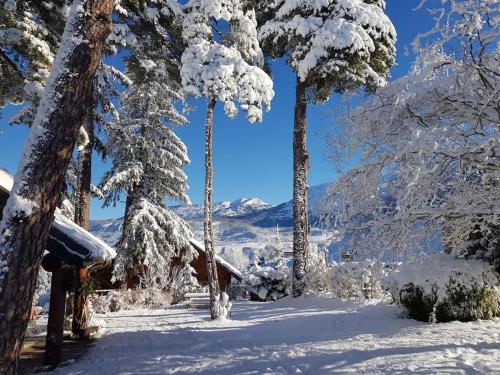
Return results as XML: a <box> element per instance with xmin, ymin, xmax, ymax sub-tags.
<box><xmin>45</xmin><ymin>297</ymin><xmax>500</xmax><ymax>374</ymax></box>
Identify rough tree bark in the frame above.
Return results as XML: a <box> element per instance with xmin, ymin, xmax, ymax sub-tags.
<box><xmin>74</xmin><ymin>94</ymin><xmax>94</xmax><ymax>230</ymax></box>
<box><xmin>292</xmin><ymin>76</ymin><xmax>310</xmax><ymax>297</ymax></box>
<box><xmin>204</xmin><ymin>98</ymin><xmax>221</xmax><ymax>319</ymax></box>
<box><xmin>72</xmin><ymin>91</ymin><xmax>95</xmax><ymax>338</ymax></box>
<box><xmin>0</xmin><ymin>1</ymin><xmax>114</xmax><ymax>373</ymax></box>
<box><xmin>71</xmin><ymin>267</ymin><xmax>90</xmax><ymax>339</ymax></box>
<box><xmin>42</xmin><ymin>254</ymin><xmax>68</xmax><ymax>367</ymax></box>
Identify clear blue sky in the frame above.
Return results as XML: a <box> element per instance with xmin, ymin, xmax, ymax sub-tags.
<box><xmin>0</xmin><ymin>1</ymin><xmax>435</xmax><ymax>220</ymax></box>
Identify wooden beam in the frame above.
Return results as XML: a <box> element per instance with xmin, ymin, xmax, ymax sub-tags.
<box><xmin>72</xmin><ymin>267</ymin><xmax>90</xmax><ymax>340</ymax></box>
<box><xmin>44</xmin><ymin>255</ymin><xmax>65</xmax><ymax>367</ymax></box>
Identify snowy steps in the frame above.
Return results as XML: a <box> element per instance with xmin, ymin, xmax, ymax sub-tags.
<box><xmin>184</xmin><ymin>293</ymin><xmax>210</xmax><ymax>309</ymax></box>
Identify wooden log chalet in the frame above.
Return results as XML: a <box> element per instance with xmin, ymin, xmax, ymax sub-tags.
<box><xmin>0</xmin><ymin>168</ymin><xmax>116</xmax><ymax>368</ymax></box>
<box><xmin>187</xmin><ymin>239</ymin><xmax>242</xmax><ymax>289</ymax></box>
<box><xmin>95</xmin><ymin>238</ymin><xmax>243</xmax><ymax>292</ymax></box>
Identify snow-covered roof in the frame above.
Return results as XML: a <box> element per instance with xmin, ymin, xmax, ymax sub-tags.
<box><xmin>0</xmin><ymin>168</ymin><xmax>116</xmax><ymax>267</ymax></box>
<box><xmin>189</xmin><ymin>238</ymin><xmax>242</xmax><ymax>281</ymax></box>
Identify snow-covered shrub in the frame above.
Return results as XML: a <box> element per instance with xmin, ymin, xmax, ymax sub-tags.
<box><xmin>242</xmin><ymin>245</ymin><xmax>291</xmax><ymax>301</ymax></box>
<box><xmin>303</xmin><ymin>246</ymin><xmax>331</xmax><ymax>295</ymax></box>
<box><xmin>219</xmin><ymin>247</ymin><xmax>249</xmax><ymax>271</ymax></box>
<box><xmin>90</xmin><ymin>293</ymin><xmax>114</xmax><ymax>314</ymax></box>
<box><xmin>390</xmin><ymin>254</ymin><xmax>500</xmax><ymax>322</ymax></box>
<box><xmin>90</xmin><ymin>287</ymin><xmax>173</xmax><ymax>314</ymax></box>
<box><xmin>169</xmin><ymin>264</ymin><xmax>202</xmax><ymax>305</ymax></box>
<box><xmin>226</xmin><ymin>279</ymin><xmax>248</xmax><ymax>300</ymax></box>
<box><xmin>330</xmin><ymin>260</ymin><xmax>388</xmax><ymax>300</ymax></box>
<box><xmin>447</xmin><ymin>217</ymin><xmax>500</xmax><ymax>274</ymax></box>
<box><xmin>34</xmin><ymin>266</ymin><xmax>51</xmax><ymax>311</ymax></box>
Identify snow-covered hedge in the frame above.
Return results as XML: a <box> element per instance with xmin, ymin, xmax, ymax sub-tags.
<box><xmin>303</xmin><ymin>248</ymin><xmax>331</xmax><ymax>295</ymax></box>
<box><xmin>389</xmin><ymin>254</ymin><xmax>500</xmax><ymax>322</ymax></box>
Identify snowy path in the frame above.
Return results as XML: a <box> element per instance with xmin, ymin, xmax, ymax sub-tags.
<box><xmin>47</xmin><ymin>298</ymin><xmax>500</xmax><ymax>374</ymax></box>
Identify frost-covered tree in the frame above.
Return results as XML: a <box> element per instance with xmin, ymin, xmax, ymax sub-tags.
<box><xmin>115</xmin><ymin>197</ymin><xmax>194</xmax><ymax>287</ymax></box>
<box><xmin>259</xmin><ymin>0</ymin><xmax>396</xmax><ymax>296</ymax></box>
<box><xmin>72</xmin><ymin>64</ymin><xmax>130</xmax><ymax>230</ymax></box>
<box><xmin>181</xmin><ymin>0</ymin><xmax>274</xmax><ymax>319</ymax></box>
<box><xmin>0</xmin><ymin>1</ymin><xmax>114</xmax><ymax>373</ymax></box>
<box><xmin>324</xmin><ymin>0</ymin><xmax>499</xmax><ymax>266</ymax></box>
<box><xmin>0</xmin><ymin>0</ymin><xmax>70</xmax><ymax>122</ymax></box>
<box><xmin>72</xmin><ymin>0</ymin><xmax>188</xmax><ymax>337</ymax></box>
<box><xmin>102</xmin><ymin>71</ymin><xmax>193</xmax><ymax>286</ymax></box>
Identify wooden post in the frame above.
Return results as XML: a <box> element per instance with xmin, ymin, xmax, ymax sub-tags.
<box><xmin>72</xmin><ymin>267</ymin><xmax>90</xmax><ymax>339</ymax></box>
<box><xmin>42</xmin><ymin>254</ymin><xmax>66</xmax><ymax>367</ymax></box>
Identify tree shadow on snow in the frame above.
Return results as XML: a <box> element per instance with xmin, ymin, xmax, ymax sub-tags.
<box><xmin>62</xmin><ymin>301</ymin><xmax>498</xmax><ymax>375</ymax></box>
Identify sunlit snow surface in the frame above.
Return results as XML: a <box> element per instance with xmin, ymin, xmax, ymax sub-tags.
<box><xmin>44</xmin><ymin>297</ymin><xmax>500</xmax><ymax>374</ymax></box>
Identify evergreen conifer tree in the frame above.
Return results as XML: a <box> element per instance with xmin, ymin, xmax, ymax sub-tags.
<box><xmin>259</xmin><ymin>0</ymin><xmax>396</xmax><ymax>296</ymax></box>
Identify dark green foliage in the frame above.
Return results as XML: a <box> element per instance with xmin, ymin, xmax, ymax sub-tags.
<box><xmin>449</xmin><ymin>218</ymin><xmax>500</xmax><ymax>274</ymax></box>
<box><xmin>434</xmin><ymin>274</ymin><xmax>500</xmax><ymax>322</ymax></box>
<box><xmin>399</xmin><ymin>272</ymin><xmax>500</xmax><ymax>323</ymax></box>
<box><xmin>79</xmin><ymin>276</ymin><xmax>100</xmax><ymax>297</ymax></box>
<box><xmin>399</xmin><ymin>283</ymin><xmax>437</xmax><ymax>322</ymax></box>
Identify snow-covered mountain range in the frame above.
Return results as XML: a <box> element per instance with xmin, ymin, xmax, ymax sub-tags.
<box><xmin>171</xmin><ymin>197</ymin><xmax>272</xmax><ymax>220</ymax></box>
<box><xmin>90</xmin><ymin>183</ymin><xmax>336</xmax><ymax>269</ymax></box>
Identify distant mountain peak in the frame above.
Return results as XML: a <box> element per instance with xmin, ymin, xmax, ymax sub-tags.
<box><xmin>90</xmin><ymin>183</ymin><xmax>334</xmax><ymax>248</ymax></box>
<box><xmin>170</xmin><ymin>197</ymin><xmax>273</xmax><ymax>220</ymax></box>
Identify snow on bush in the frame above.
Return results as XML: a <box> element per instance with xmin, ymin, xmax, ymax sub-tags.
<box><xmin>91</xmin><ymin>270</ymin><xmax>177</xmax><ymax>313</ymax></box>
<box><xmin>302</xmin><ymin>242</ymin><xmax>388</xmax><ymax>300</ymax></box>
<box><xmin>90</xmin><ymin>288</ymin><xmax>173</xmax><ymax>314</ymax></box>
<box><xmin>241</xmin><ymin>241</ymin><xmax>389</xmax><ymax>301</ymax></box>
<box><xmin>34</xmin><ymin>265</ymin><xmax>51</xmax><ymax>311</ymax></box>
<box><xmin>91</xmin><ymin>262</ymin><xmax>202</xmax><ymax>313</ymax></box>
<box><xmin>218</xmin><ymin>247</ymin><xmax>249</xmax><ymax>271</ymax></box>
<box><xmin>389</xmin><ymin>253</ymin><xmax>500</xmax><ymax>322</ymax></box>
<box><xmin>303</xmin><ymin>246</ymin><xmax>331</xmax><ymax>295</ymax></box>
<box><xmin>242</xmin><ymin>244</ymin><xmax>291</xmax><ymax>301</ymax></box>
<box><xmin>329</xmin><ymin>259</ymin><xmax>388</xmax><ymax>300</ymax></box>
<box><xmin>168</xmin><ymin>264</ymin><xmax>202</xmax><ymax>305</ymax></box>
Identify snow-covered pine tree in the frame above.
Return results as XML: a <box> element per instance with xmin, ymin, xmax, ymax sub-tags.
<box><xmin>101</xmin><ymin>69</ymin><xmax>193</xmax><ymax>287</ymax></box>
<box><xmin>258</xmin><ymin>0</ymin><xmax>396</xmax><ymax>297</ymax></box>
<box><xmin>100</xmin><ymin>1</ymin><xmax>195</xmax><ymax>288</ymax></box>
<box><xmin>0</xmin><ymin>0</ymin><xmax>71</xmax><ymax>122</ymax></box>
<box><xmin>243</xmin><ymin>242</ymin><xmax>290</xmax><ymax>302</ymax></box>
<box><xmin>181</xmin><ymin>0</ymin><xmax>274</xmax><ymax>319</ymax></box>
<box><xmin>0</xmin><ymin>1</ymin><xmax>114</xmax><ymax>373</ymax></box>
<box><xmin>71</xmin><ymin>13</ymin><xmax>132</xmax><ymax>340</ymax></box>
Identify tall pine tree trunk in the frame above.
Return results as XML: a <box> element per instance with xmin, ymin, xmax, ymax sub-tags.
<box><xmin>74</xmin><ymin>94</ymin><xmax>94</xmax><ymax>230</ymax></box>
<box><xmin>292</xmin><ymin>76</ymin><xmax>309</xmax><ymax>297</ymax></box>
<box><xmin>72</xmin><ymin>91</ymin><xmax>94</xmax><ymax>338</ymax></box>
<box><xmin>122</xmin><ymin>186</ymin><xmax>141</xmax><ymax>288</ymax></box>
<box><xmin>0</xmin><ymin>1</ymin><xmax>114</xmax><ymax>373</ymax></box>
<box><xmin>204</xmin><ymin>98</ymin><xmax>220</xmax><ymax>319</ymax></box>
